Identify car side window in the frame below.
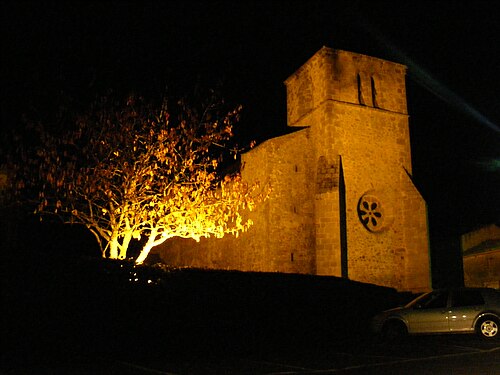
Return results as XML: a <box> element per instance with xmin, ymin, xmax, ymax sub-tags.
<box><xmin>452</xmin><ymin>290</ymin><xmax>485</xmax><ymax>307</ymax></box>
<box><xmin>420</xmin><ymin>291</ymin><xmax>448</xmax><ymax>309</ymax></box>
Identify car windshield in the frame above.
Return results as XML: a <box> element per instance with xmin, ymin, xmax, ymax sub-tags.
<box><xmin>404</xmin><ymin>291</ymin><xmax>433</xmax><ymax>308</ymax></box>
<box><xmin>404</xmin><ymin>290</ymin><xmax>452</xmax><ymax>310</ymax></box>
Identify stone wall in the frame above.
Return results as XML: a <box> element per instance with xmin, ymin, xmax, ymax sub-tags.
<box><xmin>282</xmin><ymin>48</ymin><xmax>429</xmax><ymax>292</ymax></box>
<box><xmin>285</xmin><ymin>47</ymin><xmax>408</xmax><ymax>127</ymax></box>
<box><xmin>461</xmin><ymin>224</ymin><xmax>500</xmax><ymax>251</ymax></box>
<box><xmin>463</xmin><ymin>250</ymin><xmax>500</xmax><ymax>289</ymax></box>
<box><xmin>462</xmin><ymin>224</ymin><xmax>500</xmax><ymax>288</ymax></box>
<box><xmin>157</xmin><ymin>129</ymin><xmax>316</xmax><ymax>274</ymax></box>
<box><xmin>155</xmin><ymin>47</ymin><xmax>431</xmax><ymax>293</ymax></box>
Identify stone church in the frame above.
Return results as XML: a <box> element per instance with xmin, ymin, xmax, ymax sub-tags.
<box><xmin>155</xmin><ymin>47</ymin><xmax>432</xmax><ymax>293</ymax></box>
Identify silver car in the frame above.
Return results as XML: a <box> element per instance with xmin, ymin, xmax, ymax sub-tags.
<box><xmin>371</xmin><ymin>288</ymin><xmax>500</xmax><ymax>340</ymax></box>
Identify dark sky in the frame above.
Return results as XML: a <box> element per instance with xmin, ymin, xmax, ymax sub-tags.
<box><xmin>1</xmin><ymin>1</ymin><xmax>499</xmax><ymax>278</ymax></box>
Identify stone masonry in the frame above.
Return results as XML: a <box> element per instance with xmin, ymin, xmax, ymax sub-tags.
<box><xmin>461</xmin><ymin>224</ymin><xmax>500</xmax><ymax>288</ymax></box>
<box><xmin>155</xmin><ymin>47</ymin><xmax>432</xmax><ymax>293</ymax></box>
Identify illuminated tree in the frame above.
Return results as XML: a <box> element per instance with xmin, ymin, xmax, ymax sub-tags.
<box><xmin>10</xmin><ymin>92</ymin><xmax>265</xmax><ymax>264</ymax></box>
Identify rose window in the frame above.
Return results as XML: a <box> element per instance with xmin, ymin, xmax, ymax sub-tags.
<box><xmin>357</xmin><ymin>195</ymin><xmax>384</xmax><ymax>232</ymax></box>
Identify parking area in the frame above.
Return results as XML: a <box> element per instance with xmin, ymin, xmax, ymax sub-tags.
<box><xmin>121</xmin><ymin>335</ymin><xmax>500</xmax><ymax>374</ymax></box>
<box><xmin>5</xmin><ymin>334</ymin><xmax>497</xmax><ymax>374</ymax></box>
<box><xmin>3</xmin><ymin>253</ymin><xmax>498</xmax><ymax>374</ymax></box>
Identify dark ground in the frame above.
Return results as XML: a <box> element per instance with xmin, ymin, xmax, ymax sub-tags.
<box><xmin>1</xmin><ymin>221</ymin><xmax>412</xmax><ymax>374</ymax></box>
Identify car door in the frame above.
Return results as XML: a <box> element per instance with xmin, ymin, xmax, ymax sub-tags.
<box><xmin>406</xmin><ymin>290</ymin><xmax>450</xmax><ymax>333</ymax></box>
<box><xmin>448</xmin><ymin>289</ymin><xmax>485</xmax><ymax>332</ymax></box>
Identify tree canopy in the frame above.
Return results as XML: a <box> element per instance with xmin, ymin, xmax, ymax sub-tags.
<box><xmin>7</xmin><ymin>92</ymin><xmax>266</xmax><ymax>264</ymax></box>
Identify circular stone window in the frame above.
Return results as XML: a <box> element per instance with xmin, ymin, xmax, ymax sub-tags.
<box><xmin>357</xmin><ymin>194</ymin><xmax>386</xmax><ymax>232</ymax></box>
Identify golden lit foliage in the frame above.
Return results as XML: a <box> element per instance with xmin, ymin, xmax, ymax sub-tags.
<box><xmin>10</xmin><ymin>92</ymin><xmax>266</xmax><ymax>263</ymax></box>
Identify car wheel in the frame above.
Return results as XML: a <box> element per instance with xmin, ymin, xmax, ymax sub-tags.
<box><xmin>476</xmin><ymin>317</ymin><xmax>499</xmax><ymax>339</ymax></box>
<box><xmin>383</xmin><ymin>320</ymin><xmax>407</xmax><ymax>342</ymax></box>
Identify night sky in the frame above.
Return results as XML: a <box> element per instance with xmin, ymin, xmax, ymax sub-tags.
<box><xmin>2</xmin><ymin>1</ymin><xmax>499</xmax><ymax>284</ymax></box>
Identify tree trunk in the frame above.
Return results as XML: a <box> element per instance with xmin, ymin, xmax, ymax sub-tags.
<box><xmin>135</xmin><ymin>244</ymin><xmax>152</xmax><ymax>265</ymax></box>
<box><xmin>118</xmin><ymin>232</ymin><xmax>132</xmax><ymax>260</ymax></box>
<box><xmin>135</xmin><ymin>230</ymin><xmax>173</xmax><ymax>265</ymax></box>
<box><xmin>109</xmin><ymin>235</ymin><xmax>119</xmax><ymax>259</ymax></box>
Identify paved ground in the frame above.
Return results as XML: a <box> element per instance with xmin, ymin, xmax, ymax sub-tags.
<box><xmin>2</xmin><ymin>334</ymin><xmax>498</xmax><ymax>374</ymax></box>
<box><xmin>2</xmin><ymin>251</ymin><xmax>498</xmax><ymax>374</ymax></box>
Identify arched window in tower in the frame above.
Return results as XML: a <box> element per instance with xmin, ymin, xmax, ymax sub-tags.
<box><xmin>371</xmin><ymin>76</ymin><xmax>378</xmax><ymax>108</ymax></box>
<box><xmin>357</xmin><ymin>73</ymin><xmax>365</xmax><ymax>105</ymax></box>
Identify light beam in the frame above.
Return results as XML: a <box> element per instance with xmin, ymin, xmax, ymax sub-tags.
<box><xmin>359</xmin><ymin>20</ymin><xmax>500</xmax><ymax>135</ymax></box>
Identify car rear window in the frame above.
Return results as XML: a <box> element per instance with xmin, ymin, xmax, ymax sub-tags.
<box><xmin>452</xmin><ymin>290</ymin><xmax>485</xmax><ymax>307</ymax></box>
